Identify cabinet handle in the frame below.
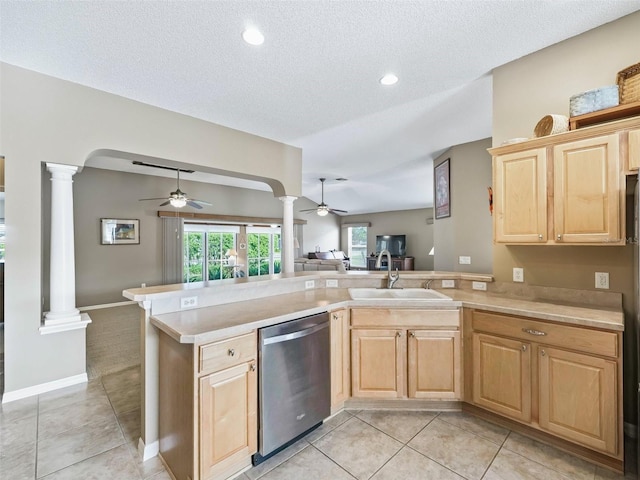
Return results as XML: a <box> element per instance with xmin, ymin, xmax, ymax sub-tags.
<box><xmin>228</xmin><ymin>348</ymin><xmax>236</xmax><ymax>357</ymax></box>
<box><xmin>249</xmin><ymin>363</ymin><xmax>256</xmax><ymax>371</ymax></box>
<box><xmin>541</xmin><ymin>350</ymin><xmax>546</xmax><ymax>356</ymax></box>
<box><xmin>522</xmin><ymin>328</ymin><xmax>547</xmax><ymax>336</ymax></box>
<box><xmin>521</xmin><ymin>344</ymin><xmax>527</xmax><ymax>351</ymax></box>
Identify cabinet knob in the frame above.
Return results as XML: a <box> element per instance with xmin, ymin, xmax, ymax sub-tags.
<box><xmin>541</xmin><ymin>350</ymin><xmax>546</xmax><ymax>356</ymax></box>
<box><xmin>410</xmin><ymin>331</ymin><xmax>415</xmax><ymax>338</ymax></box>
<box><xmin>538</xmin><ymin>234</ymin><xmax>543</xmax><ymax>240</ymax></box>
<box><xmin>396</xmin><ymin>331</ymin><xmax>401</xmax><ymax>338</ymax></box>
<box><xmin>249</xmin><ymin>363</ymin><xmax>256</xmax><ymax>371</ymax></box>
<box><xmin>332</xmin><ymin>314</ymin><xmax>339</xmax><ymax>320</ymax></box>
<box><xmin>521</xmin><ymin>344</ymin><xmax>527</xmax><ymax>352</ymax></box>
<box><xmin>557</xmin><ymin>234</ymin><xmax>562</xmax><ymax>240</ymax></box>
<box><xmin>228</xmin><ymin>348</ymin><xmax>236</xmax><ymax>357</ymax></box>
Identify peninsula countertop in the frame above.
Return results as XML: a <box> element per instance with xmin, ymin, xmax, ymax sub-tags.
<box><xmin>149</xmin><ymin>287</ymin><xmax>624</xmax><ymax>344</ymax></box>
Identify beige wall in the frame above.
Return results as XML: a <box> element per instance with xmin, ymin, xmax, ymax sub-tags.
<box><xmin>1</xmin><ymin>63</ymin><xmax>302</xmax><ymax>395</ymax></box>
<box><xmin>492</xmin><ymin>11</ymin><xmax>640</xmax><ymax>426</ymax></box>
<box><xmin>341</xmin><ymin>208</ymin><xmax>435</xmax><ymax>270</ymax></box>
<box><xmin>434</xmin><ymin>139</ymin><xmax>493</xmax><ymax>273</ymax></box>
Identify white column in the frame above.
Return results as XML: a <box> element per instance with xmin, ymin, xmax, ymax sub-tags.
<box><xmin>44</xmin><ymin>163</ymin><xmax>81</xmax><ymax>326</ymax></box>
<box><xmin>279</xmin><ymin>196</ymin><xmax>297</xmax><ymax>273</ymax></box>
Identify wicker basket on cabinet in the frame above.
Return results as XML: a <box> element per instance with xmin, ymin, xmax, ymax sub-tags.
<box><xmin>617</xmin><ymin>62</ymin><xmax>640</xmax><ymax>104</ymax></box>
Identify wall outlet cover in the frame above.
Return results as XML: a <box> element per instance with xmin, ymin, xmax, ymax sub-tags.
<box><xmin>326</xmin><ymin>279</ymin><xmax>338</xmax><ymax>288</ymax></box>
<box><xmin>458</xmin><ymin>256</ymin><xmax>471</xmax><ymax>265</ymax></box>
<box><xmin>513</xmin><ymin>267</ymin><xmax>524</xmax><ymax>283</ymax></box>
<box><xmin>595</xmin><ymin>272</ymin><xmax>609</xmax><ymax>289</ymax></box>
<box><xmin>305</xmin><ymin>280</ymin><xmax>315</xmax><ymax>289</ymax></box>
<box><xmin>441</xmin><ymin>279</ymin><xmax>455</xmax><ymax>288</ymax></box>
<box><xmin>472</xmin><ymin>281</ymin><xmax>487</xmax><ymax>291</ymax></box>
<box><xmin>180</xmin><ymin>296</ymin><xmax>198</xmax><ymax>309</ymax></box>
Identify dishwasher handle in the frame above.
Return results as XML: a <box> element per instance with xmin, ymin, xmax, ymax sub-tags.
<box><xmin>262</xmin><ymin>321</ymin><xmax>329</xmax><ymax>346</ymax></box>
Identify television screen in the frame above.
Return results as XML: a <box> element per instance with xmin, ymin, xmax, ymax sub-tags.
<box><xmin>375</xmin><ymin>235</ymin><xmax>406</xmax><ymax>257</ymax></box>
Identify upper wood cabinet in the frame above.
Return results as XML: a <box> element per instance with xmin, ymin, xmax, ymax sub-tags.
<box><xmin>490</xmin><ymin>119</ymin><xmax>634</xmax><ymax>245</ymax></box>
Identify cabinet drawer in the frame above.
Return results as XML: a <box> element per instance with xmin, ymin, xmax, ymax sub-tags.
<box><xmin>199</xmin><ymin>331</ymin><xmax>257</xmax><ymax>374</ymax></box>
<box><xmin>472</xmin><ymin>311</ymin><xmax>617</xmax><ymax>358</ymax></box>
<box><xmin>351</xmin><ymin>308</ymin><xmax>460</xmax><ymax>328</ymax></box>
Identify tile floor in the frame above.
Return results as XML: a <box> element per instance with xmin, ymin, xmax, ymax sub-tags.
<box><xmin>1</xmin><ymin>364</ymin><xmax>636</xmax><ymax>479</ymax></box>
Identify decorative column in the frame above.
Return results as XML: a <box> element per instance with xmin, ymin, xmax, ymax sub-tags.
<box><xmin>279</xmin><ymin>196</ymin><xmax>297</xmax><ymax>273</ymax></box>
<box><xmin>44</xmin><ymin>163</ymin><xmax>82</xmax><ymax>327</ymax></box>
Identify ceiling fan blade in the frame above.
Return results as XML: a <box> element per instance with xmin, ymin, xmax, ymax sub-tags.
<box><xmin>159</xmin><ymin>200</ymin><xmax>172</xmax><ymax>206</ymax></box>
<box><xmin>330</xmin><ymin>208</ymin><xmax>348</xmax><ymax>214</ymax></box>
<box><xmin>186</xmin><ymin>200</ymin><xmax>204</xmax><ymax>209</ymax></box>
<box><xmin>299</xmin><ymin>208</ymin><xmax>319</xmax><ymax>212</ymax></box>
<box><xmin>139</xmin><ymin>197</ymin><xmax>171</xmax><ymax>201</ymax></box>
<box><xmin>189</xmin><ymin>198</ymin><xmax>212</xmax><ymax>206</ymax></box>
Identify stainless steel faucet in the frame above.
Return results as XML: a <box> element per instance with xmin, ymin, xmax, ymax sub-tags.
<box><xmin>376</xmin><ymin>249</ymin><xmax>400</xmax><ymax>289</ymax></box>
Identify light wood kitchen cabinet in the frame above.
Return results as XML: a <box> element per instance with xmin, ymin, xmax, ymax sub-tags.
<box><xmin>629</xmin><ymin>128</ymin><xmax>640</xmax><ymax>171</ymax></box>
<box><xmin>490</xmin><ymin>125</ymin><xmax>627</xmax><ymax>245</ymax></box>
<box><xmin>472</xmin><ymin>333</ymin><xmax>531</xmax><ymax>423</ymax></box>
<box><xmin>158</xmin><ymin>330</ymin><xmax>258</xmax><ymax>480</ymax></box>
<box><xmin>493</xmin><ymin>147</ymin><xmax>547</xmax><ymax>243</ymax></box>
<box><xmin>330</xmin><ymin>308</ymin><xmax>351</xmax><ymax>410</ymax></box>
<box><xmin>467</xmin><ymin>309</ymin><xmax>621</xmax><ymax>462</ymax></box>
<box><xmin>350</xmin><ymin>308</ymin><xmax>461</xmax><ymax>401</ymax></box>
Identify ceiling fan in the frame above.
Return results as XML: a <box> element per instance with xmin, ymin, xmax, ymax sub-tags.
<box><xmin>138</xmin><ymin>167</ymin><xmax>212</xmax><ymax>209</ymax></box>
<box><xmin>300</xmin><ymin>178</ymin><xmax>347</xmax><ymax>216</ymax></box>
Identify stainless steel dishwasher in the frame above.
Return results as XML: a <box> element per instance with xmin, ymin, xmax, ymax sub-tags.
<box><xmin>254</xmin><ymin>312</ymin><xmax>330</xmax><ymax>464</ymax></box>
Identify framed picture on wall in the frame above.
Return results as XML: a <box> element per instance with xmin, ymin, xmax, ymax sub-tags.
<box><xmin>100</xmin><ymin>218</ymin><xmax>140</xmax><ymax>245</ymax></box>
<box><xmin>434</xmin><ymin>158</ymin><xmax>451</xmax><ymax>219</ymax></box>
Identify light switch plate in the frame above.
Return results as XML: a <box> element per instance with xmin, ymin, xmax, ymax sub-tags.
<box><xmin>595</xmin><ymin>272</ymin><xmax>609</xmax><ymax>289</ymax></box>
<box><xmin>513</xmin><ymin>267</ymin><xmax>524</xmax><ymax>283</ymax></box>
<box><xmin>180</xmin><ymin>296</ymin><xmax>198</xmax><ymax>309</ymax></box>
<box><xmin>441</xmin><ymin>279</ymin><xmax>455</xmax><ymax>288</ymax></box>
<box><xmin>326</xmin><ymin>279</ymin><xmax>338</xmax><ymax>288</ymax></box>
<box><xmin>459</xmin><ymin>256</ymin><xmax>471</xmax><ymax>265</ymax></box>
<box><xmin>472</xmin><ymin>281</ymin><xmax>487</xmax><ymax>291</ymax></box>
<box><xmin>305</xmin><ymin>280</ymin><xmax>315</xmax><ymax>289</ymax></box>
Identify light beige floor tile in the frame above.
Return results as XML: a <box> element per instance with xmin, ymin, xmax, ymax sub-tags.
<box><xmin>305</xmin><ymin>410</ymin><xmax>353</xmax><ymax>443</ymax></box>
<box><xmin>1</xmin><ymin>412</ymin><xmax>37</xmax><ymax>450</ymax></box>
<box><xmin>260</xmin><ymin>445</ymin><xmax>354</xmax><ymax>480</ymax></box>
<box><xmin>483</xmin><ymin>447</ymin><xmax>572</xmax><ymax>480</ymax></box>
<box><xmin>0</xmin><ymin>395</ymin><xmax>38</xmax><ymax>424</ymax></box>
<box><xmin>106</xmin><ymin>384</ymin><xmax>141</xmax><ymax>415</ymax></box>
<box><xmin>129</xmin><ymin>446</ymin><xmax>167</xmax><ymax>479</ymax></box>
<box><xmin>38</xmin><ymin>380</ymin><xmax>107</xmax><ymax>414</ymax></box>
<box><xmin>245</xmin><ymin>437</ymin><xmax>309</xmax><ymax>480</ymax></box>
<box><xmin>36</xmin><ymin>415</ymin><xmax>125</xmax><ymax>477</ymax></box>
<box><xmin>40</xmin><ymin>444</ymin><xmax>140</xmax><ymax>479</ymax></box>
<box><xmin>38</xmin><ymin>395</ymin><xmax>117</xmax><ymax>439</ymax></box>
<box><xmin>437</xmin><ymin>411</ymin><xmax>509</xmax><ymax>445</ymax></box>
<box><xmin>101</xmin><ymin>366</ymin><xmax>140</xmax><ymax>394</ymax></box>
<box><xmin>503</xmin><ymin>432</ymin><xmax>597</xmax><ymax>480</ymax></box>
<box><xmin>594</xmin><ymin>466</ymin><xmax>635</xmax><ymax>479</ymax></box>
<box><xmin>356</xmin><ymin>410</ymin><xmax>437</xmax><ymax>443</ymax></box>
<box><xmin>0</xmin><ymin>441</ymin><xmax>37</xmax><ymax>479</ymax></box>
<box><xmin>314</xmin><ymin>417</ymin><xmax>402</xmax><ymax>480</ymax></box>
<box><xmin>146</xmin><ymin>471</ymin><xmax>172</xmax><ymax>480</ymax></box>
<box><xmin>118</xmin><ymin>408</ymin><xmax>141</xmax><ymax>450</ymax></box>
<box><xmin>371</xmin><ymin>446</ymin><xmax>464</xmax><ymax>480</ymax></box>
<box><xmin>408</xmin><ymin>418</ymin><xmax>499</xmax><ymax>480</ymax></box>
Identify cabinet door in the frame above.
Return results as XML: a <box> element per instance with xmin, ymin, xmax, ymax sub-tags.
<box><xmin>472</xmin><ymin>333</ymin><xmax>531</xmax><ymax>423</ymax></box>
<box><xmin>408</xmin><ymin>330</ymin><xmax>460</xmax><ymax>400</ymax></box>
<box><xmin>553</xmin><ymin>134</ymin><xmax>621</xmax><ymax>244</ymax></box>
<box><xmin>629</xmin><ymin>129</ymin><xmax>640</xmax><ymax>171</ymax></box>
<box><xmin>493</xmin><ymin>148</ymin><xmax>547</xmax><ymax>243</ymax></box>
<box><xmin>330</xmin><ymin>309</ymin><xmax>351</xmax><ymax>410</ymax></box>
<box><xmin>351</xmin><ymin>329</ymin><xmax>404</xmax><ymax>398</ymax></box>
<box><xmin>200</xmin><ymin>361</ymin><xmax>257</xmax><ymax>479</ymax></box>
<box><xmin>539</xmin><ymin>346</ymin><xmax>617</xmax><ymax>455</ymax></box>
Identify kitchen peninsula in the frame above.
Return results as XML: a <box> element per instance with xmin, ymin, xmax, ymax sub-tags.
<box><xmin>123</xmin><ymin>270</ymin><xmax>624</xmax><ymax>479</ymax></box>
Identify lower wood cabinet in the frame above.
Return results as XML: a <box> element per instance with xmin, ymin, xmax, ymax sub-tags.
<box><xmin>159</xmin><ymin>329</ymin><xmax>258</xmax><ymax>480</ymax></box>
<box><xmin>350</xmin><ymin>308</ymin><xmax>461</xmax><ymax>401</ymax></box>
<box><xmin>330</xmin><ymin>309</ymin><xmax>351</xmax><ymax>411</ymax></box>
<box><xmin>467</xmin><ymin>309</ymin><xmax>621</xmax><ymax>461</ymax></box>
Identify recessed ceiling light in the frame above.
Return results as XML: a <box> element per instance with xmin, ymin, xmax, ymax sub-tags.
<box><xmin>242</xmin><ymin>28</ymin><xmax>264</xmax><ymax>46</ymax></box>
<box><xmin>380</xmin><ymin>73</ymin><xmax>398</xmax><ymax>86</ymax></box>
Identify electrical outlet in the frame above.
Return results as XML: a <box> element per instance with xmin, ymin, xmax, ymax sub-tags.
<box><xmin>441</xmin><ymin>279</ymin><xmax>455</xmax><ymax>288</ymax></box>
<box><xmin>305</xmin><ymin>280</ymin><xmax>315</xmax><ymax>289</ymax></box>
<box><xmin>458</xmin><ymin>256</ymin><xmax>471</xmax><ymax>265</ymax></box>
<box><xmin>180</xmin><ymin>296</ymin><xmax>198</xmax><ymax>309</ymax></box>
<box><xmin>326</xmin><ymin>279</ymin><xmax>338</xmax><ymax>288</ymax></box>
<box><xmin>513</xmin><ymin>267</ymin><xmax>524</xmax><ymax>283</ymax></box>
<box><xmin>472</xmin><ymin>281</ymin><xmax>487</xmax><ymax>291</ymax></box>
<box><xmin>595</xmin><ymin>272</ymin><xmax>609</xmax><ymax>289</ymax></box>
<box><xmin>141</xmin><ymin>282</ymin><xmax>146</xmax><ymax>288</ymax></box>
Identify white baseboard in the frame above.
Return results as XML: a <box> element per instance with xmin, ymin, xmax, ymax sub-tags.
<box><xmin>79</xmin><ymin>300</ymin><xmax>137</xmax><ymax>312</ymax></box>
<box><xmin>138</xmin><ymin>437</ymin><xmax>159</xmax><ymax>461</ymax></box>
<box><xmin>624</xmin><ymin>421</ymin><xmax>638</xmax><ymax>439</ymax></box>
<box><xmin>2</xmin><ymin>373</ymin><xmax>88</xmax><ymax>404</ymax></box>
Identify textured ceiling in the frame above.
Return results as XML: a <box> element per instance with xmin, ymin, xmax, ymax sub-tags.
<box><xmin>1</xmin><ymin>1</ymin><xmax>639</xmax><ymax>214</ymax></box>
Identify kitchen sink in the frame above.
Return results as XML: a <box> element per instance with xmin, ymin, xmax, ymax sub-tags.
<box><xmin>348</xmin><ymin>288</ymin><xmax>452</xmax><ymax>301</ymax></box>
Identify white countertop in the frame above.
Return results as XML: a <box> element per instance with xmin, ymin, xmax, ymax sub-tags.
<box><xmin>150</xmin><ymin>287</ymin><xmax>624</xmax><ymax>344</ymax></box>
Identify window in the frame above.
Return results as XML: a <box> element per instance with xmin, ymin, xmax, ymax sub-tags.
<box><xmin>247</xmin><ymin>227</ymin><xmax>281</xmax><ymax>277</ymax></box>
<box><xmin>183</xmin><ymin>224</ymin><xmax>239</xmax><ymax>282</ymax></box>
<box><xmin>347</xmin><ymin>226</ymin><xmax>367</xmax><ymax>269</ymax></box>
